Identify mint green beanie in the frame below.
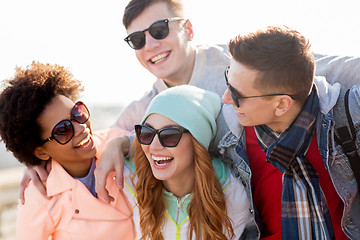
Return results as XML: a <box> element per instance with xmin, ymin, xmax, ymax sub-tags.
<box><xmin>141</xmin><ymin>85</ymin><xmax>221</xmax><ymax>149</ymax></box>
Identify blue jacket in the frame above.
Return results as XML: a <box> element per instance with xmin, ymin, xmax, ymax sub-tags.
<box><xmin>210</xmin><ymin>77</ymin><xmax>360</xmax><ymax>239</ymax></box>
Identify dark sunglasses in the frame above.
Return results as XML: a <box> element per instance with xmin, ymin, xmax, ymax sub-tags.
<box><xmin>40</xmin><ymin>101</ymin><xmax>90</xmax><ymax>145</ymax></box>
<box><xmin>124</xmin><ymin>17</ymin><xmax>184</xmax><ymax>50</ymax></box>
<box><xmin>135</xmin><ymin>124</ymin><xmax>189</xmax><ymax>147</ymax></box>
<box><xmin>224</xmin><ymin>66</ymin><xmax>298</xmax><ymax>108</ymax></box>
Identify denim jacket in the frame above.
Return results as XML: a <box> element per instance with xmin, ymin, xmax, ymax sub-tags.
<box><xmin>210</xmin><ymin>77</ymin><xmax>360</xmax><ymax>239</ymax></box>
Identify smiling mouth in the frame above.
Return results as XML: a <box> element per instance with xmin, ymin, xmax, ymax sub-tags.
<box><xmin>150</xmin><ymin>52</ymin><xmax>170</xmax><ymax>64</ymax></box>
<box><xmin>236</xmin><ymin>111</ymin><xmax>246</xmax><ymax>116</ymax></box>
<box><xmin>152</xmin><ymin>155</ymin><xmax>174</xmax><ymax>167</ymax></box>
<box><xmin>75</xmin><ymin>135</ymin><xmax>91</xmax><ymax>148</ymax></box>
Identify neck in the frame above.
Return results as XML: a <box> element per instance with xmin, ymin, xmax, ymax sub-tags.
<box><xmin>162</xmin><ymin>171</ymin><xmax>195</xmax><ymax>198</ymax></box>
<box><xmin>63</xmin><ymin>158</ymin><xmax>93</xmax><ymax>178</ymax></box>
<box><xmin>266</xmin><ymin>103</ymin><xmax>303</xmax><ymax>133</ymax></box>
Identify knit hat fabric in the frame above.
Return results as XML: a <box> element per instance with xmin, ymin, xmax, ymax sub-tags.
<box><xmin>141</xmin><ymin>85</ymin><xmax>221</xmax><ymax>149</ymax></box>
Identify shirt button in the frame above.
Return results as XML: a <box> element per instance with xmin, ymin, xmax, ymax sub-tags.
<box><xmin>249</xmin><ymin>208</ymin><xmax>254</xmax><ymax>214</ymax></box>
<box><xmin>74</xmin><ymin>209</ymin><xmax>80</xmax><ymax>214</ymax></box>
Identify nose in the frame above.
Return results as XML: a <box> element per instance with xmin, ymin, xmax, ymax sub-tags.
<box><xmin>149</xmin><ymin>134</ymin><xmax>164</xmax><ymax>150</ymax></box>
<box><xmin>143</xmin><ymin>31</ymin><xmax>161</xmax><ymax>50</ymax></box>
<box><xmin>222</xmin><ymin>88</ymin><xmax>234</xmax><ymax>105</ymax></box>
<box><xmin>72</xmin><ymin>120</ymin><xmax>87</xmax><ymax>136</ymax></box>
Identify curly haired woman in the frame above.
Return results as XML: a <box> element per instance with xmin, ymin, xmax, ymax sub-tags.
<box><xmin>0</xmin><ymin>62</ymin><xmax>136</xmax><ymax>240</ymax></box>
<box><xmin>123</xmin><ymin>85</ymin><xmax>253</xmax><ymax>239</ymax></box>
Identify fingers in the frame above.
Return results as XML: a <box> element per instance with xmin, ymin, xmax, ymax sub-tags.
<box><xmin>18</xmin><ymin>163</ymin><xmax>50</xmax><ymax>204</ymax></box>
<box><xmin>94</xmin><ymin>136</ymin><xmax>129</xmax><ymax>202</ymax></box>
<box><xmin>33</xmin><ymin>163</ymin><xmax>50</xmax><ymax>184</ymax></box>
<box><xmin>94</xmin><ymin>165</ymin><xmax>112</xmax><ymax>204</ymax></box>
<box><xmin>114</xmin><ymin>159</ymin><xmax>124</xmax><ymax>189</ymax></box>
<box><xmin>31</xmin><ymin>165</ymin><xmax>49</xmax><ymax>199</ymax></box>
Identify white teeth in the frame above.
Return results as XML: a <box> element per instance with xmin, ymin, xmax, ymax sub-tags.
<box><xmin>151</xmin><ymin>52</ymin><xmax>169</xmax><ymax>64</ymax></box>
<box><xmin>152</xmin><ymin>155</ymin><xmax>172</xmax><ymax>161</ymax></box>
<box><xmin>76</xmin><ymin>136</ymin><xmax>91</xmax><ymax>148</ymax></box>
<box><xmin>152</xmin><ymin>155</ymin><xmax>173</xmax><ymax>167</ymax></box>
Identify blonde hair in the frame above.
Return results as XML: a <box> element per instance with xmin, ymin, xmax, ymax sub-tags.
<box><xmin>132</xmin><ymin>137</ymin><xmax>234</xmax><ymax>239</ymax></box>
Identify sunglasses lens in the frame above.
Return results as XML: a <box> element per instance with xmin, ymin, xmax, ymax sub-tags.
<box><xmin>136</xmin><ymin>125</ymin><xmax>155</xmax><ymax>144</ymax></box>
<box><xmin>229</xmin><ymin>87</ymin><xmax>240</xmax><ymax>108</ymax></box>
<box><xmin>126</xmin><ymin>20</ymin><xmax>169</xmax><ymax>50</ymax></box>
<box><xmin>72</xmin><ymin>102</ymin><xmax>90</xmax><ymax>124</ymax></box>
<box><xmin>52</xmin><ymin>120</ymin><xmax>74</xmax><ymax>144</ymax></box>
<box><xmin>148</xmin><ymin>21</ymin><xmax>169</xmax><ymax>40</ymax></box>
<box><xmin>128</xmin><ymin>32</ymin><xmax>146</xmax><ymax>50</ymax></box>
<box><xmin>159</xmin><ymin>129</ymin><xmax>182</xmax><ymax>147</ymax></box>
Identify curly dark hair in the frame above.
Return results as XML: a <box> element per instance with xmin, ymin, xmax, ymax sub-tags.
<box><xmin>0</xmin><ymin>62</ymin><xmax>83</xmax><ymax>166</ymax></box>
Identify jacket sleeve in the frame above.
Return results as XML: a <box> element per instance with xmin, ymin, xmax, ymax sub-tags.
<box><xmin>315</xmin><ymin>53</ymin><xmax>360</xmax><ymax>88</ymax></box>
<box><xmin>16</xmin><ymin>183</ymin><xmax>55</xmax><ymax>240</ymax></box>
<box><xmin>349</xmin><ymin>85</ymin><xmax>360</xmax><ymax>125</ymax></box>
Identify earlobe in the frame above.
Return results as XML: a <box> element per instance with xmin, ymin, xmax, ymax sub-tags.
<box><xmin>34</xmin><ymin>146</ymin><xmax>51</xmax><ymax>161</ymax></box>
<box><xmin>275</xmin><ymin>96</ymin><xmax>293</xmax><ymax>117</ymax></box>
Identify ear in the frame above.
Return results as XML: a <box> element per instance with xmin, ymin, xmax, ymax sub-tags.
<box><xmin>274</xmin><ymin>95</ymin><xmax>294</xmax><ymax>117</ymax></box>
<box><xmin>33</xmin><ymin>146</ymin><xmax>51</xmax><ymax>161</ymax></box>
<box><xmin>184</xmin><ymin>19</ymin><xmax>194</xmax><ymax>40</ymax></box>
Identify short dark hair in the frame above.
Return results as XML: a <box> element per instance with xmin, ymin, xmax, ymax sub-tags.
<box><xmin>123</xmin><ymin>0</ymin><xmax>184</xmax><ymax>29</ymax></box>
<box><xmin>228</xmin><ymin>25</ymin><xmax>315</xmax><ymax>103</ymax></box>
<box><xmin>0</xmin><ymin>62</ymin><xmax>83</xmax><ymax>166</ymax></box>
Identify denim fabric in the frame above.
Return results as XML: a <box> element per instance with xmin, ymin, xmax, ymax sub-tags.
<box><xmin>217</xmin><ymin>80</ymin><xmax>360</xmax><ymax>239</ymax></box>
<box><xmin>316</xmin><ymin>86</ymin><xmax>360</xmax><ymax>239</ymax></box>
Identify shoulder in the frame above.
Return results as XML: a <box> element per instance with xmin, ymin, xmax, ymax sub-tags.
<box><xmin>195</xmin><ymin>44</ymin><xmax>230</xmax><ymax>65</ymax></box>
<box><xmin>17</xmin><ymin>181</ymin><xmax>60</xmax><ymax>227</ymax></box>
<box><xmin>22</xmin><ymin>181</ymin><xmax>53</xmax><ymax>206</ymax></box>
<box><xmin>196</xmin><ymin>43</ymin><xmax>228</xmax><ymax>54</ymax></box>
<box><xmin>314</xmin><ymin>54</ymin><xmax>360</xmax><ymax>88</ymax></box>
<box><xmin>17</xmin><ymin>182</ymin><xmax>57</xmax><ymax>238</ymax></box>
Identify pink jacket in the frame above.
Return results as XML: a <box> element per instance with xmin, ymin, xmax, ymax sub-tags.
<box><xmin>16</xmin><ymin>160</ymin><xmax>137</xmax><ymax>240</ymax></box>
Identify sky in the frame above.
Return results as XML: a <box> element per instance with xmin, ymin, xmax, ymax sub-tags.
<box><xmin>0</xmin><ymin>0</ymin><xmax>360</xmax><ymax>108</ymax></box>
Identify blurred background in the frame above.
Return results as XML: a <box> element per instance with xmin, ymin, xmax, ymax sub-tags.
<box><xmin>0</xmin><ymin>0</ymin><xmax>360</xmax><ymax>239</ymax></box>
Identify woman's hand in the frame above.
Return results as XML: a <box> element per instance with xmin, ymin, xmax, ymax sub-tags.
<box><xmin>19</xmin><ymin>161</ymin><xmax>51</xmax><ymax>204</ymax></box>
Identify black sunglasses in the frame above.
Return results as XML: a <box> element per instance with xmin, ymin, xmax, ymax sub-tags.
<box><xmin>224</xmin><ymin>66</ymin><xmax>298</xmax><ymax>108</ymax></box>
<box><xmin>40</xmin><ymin>101</ymin><xmax>90</xmax><ymax>145</ymax></box>
<box><xmin>124</xmin><ymin>17</ymin><xmax>184</xmax><ymax>50</ymax></box>
<box><xmin>135</xmin><ymin>124</ymin><xmax>189</xmax><ymax>147</ymax></box>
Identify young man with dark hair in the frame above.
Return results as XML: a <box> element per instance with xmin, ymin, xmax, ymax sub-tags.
<box><xmin>220</xmin><ymin>25</ymin><xmax>359</xmax><ymax>239</ymax></box>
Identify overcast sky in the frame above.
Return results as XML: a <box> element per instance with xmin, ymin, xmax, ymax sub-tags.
<box><xmin>1</xmin><ymin>0</ymin><xmax>359</xmax><ymax>107</ymax></box>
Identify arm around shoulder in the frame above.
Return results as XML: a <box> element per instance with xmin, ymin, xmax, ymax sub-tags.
<box><xmin>94</xmin><ymin>135</ymin><xmax>131</xmax><ymax>203</ymax></box>
<box><xmin>16</xmin><ymin>183</ymin><xmax>55</xmax><ymax>239</ymax></box>
<box><xmin>315</xmin><ymin>54</ymin><xmax>360</xmax><ymax>88</ymax></box>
